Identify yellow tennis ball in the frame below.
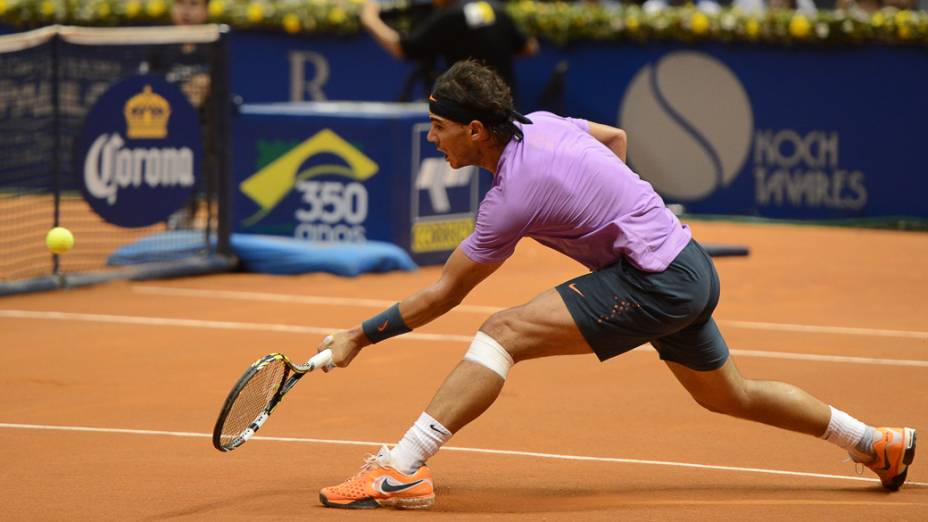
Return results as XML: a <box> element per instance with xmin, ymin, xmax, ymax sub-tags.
<box><xmin>46</xmin><ymin>227</ymin><xmax>74</xmax><ymax>254</ymax></box>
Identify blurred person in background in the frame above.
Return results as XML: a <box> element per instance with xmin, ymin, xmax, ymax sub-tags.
<box><xmin>171</xmin><ymin>0</ymin><xmax>210</xmax><ymax>25</ymax></box>
<box><xmin>157</xmin><ymin>0</ymin><xmax>213</xmax><ymax>229</ymax></box>
<box><xmin>360</xmin><ymin>0</ymin><xmax>538</xmax><ymax>101</ymax></box>
<box><xmin>163</xmin><ymin>0</ymin><xmax>211</xmax><ymax>108</ymax></box>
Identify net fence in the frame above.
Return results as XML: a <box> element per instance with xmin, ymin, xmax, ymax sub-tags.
<box><xmin>0</xmin><ymin>25</ymin><xmax>233</xmax><ymax>294</ymax></box>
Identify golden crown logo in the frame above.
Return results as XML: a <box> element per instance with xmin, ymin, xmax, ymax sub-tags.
<box><xmin>124</xmin><ymin>85</ymin><xmax>171</xmax><ymax>139</ymax></box>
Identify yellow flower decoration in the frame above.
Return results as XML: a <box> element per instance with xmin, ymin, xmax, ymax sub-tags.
<box><xmin>98</xmin><ymin>1</ymin><xmax>111</xmax><ymax>17</ymax></box>
<box><xmin>872</xmin><ymin>12</ymin><xmax>884</xmax><ymax>28</ymax></box>
<box><xmin>898</xmin><ymin>25</ymin><xmax>912</xmax><ymax>39</ymax></box>
<box><xmin>125</xmin><ymin>0</ymin><xmax>141</xmax><ymax>18</ymax></box>
<box><xmin>208</xmin><ymin>0</ymin><xmax>225</xmax><ymax>17</ymax></box>
<box><xmin>329</xmin><ymin>7</ymin><xmax>346</xmax><ymax>24</ymax></box>
<box><xmin>282</xmin><ymin>13</ymin><xmax>301</xmax><ymax>33</ymax></box>
<box><xmin>39</xmin><ymin>0</ymin><xmax>55</xmax><ymax>16</ymax></box>
<box><xmin>745</xmin><ymin>17</ymin><xmax>760</xmax><ymax>39</ymax></box>
<box><xmin>0</xmin><ymin>0</ymin><xmax>7</xmax><ymax>16</ymax></box>
<box><xmin>626</xmin><ymin>15</ymin><xmax>640</xmax><ymax>32</ymax></box>
<box><xmin>146</xmin><ymin>0</ymin><xmax>166</xmax><ymax>17</ymax></box>
<box><xmin>247</xmin><ymin>2</ymin><xmax>264</xmax><ymax>23</ymax></box>
<box><xmin>691</xmin><ymin>12</ymin><xmax>710</xmax><ymax>35</ymax></box>
<box><xmin>788</xmin><ymin>14</ymin><xmax>811</xmax><ymax>39</ymax></box>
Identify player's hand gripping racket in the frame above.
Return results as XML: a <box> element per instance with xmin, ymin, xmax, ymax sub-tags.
<box><xmin>212</xmin><ymin>346</ymin><xmax>334</xmax><ymax>452</ymax></box>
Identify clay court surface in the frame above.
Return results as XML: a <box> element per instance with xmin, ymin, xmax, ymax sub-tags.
<box><xmin>1</xmin><ymin>220</ymin><xmax>926</xmax><ymax>520</ymax></box>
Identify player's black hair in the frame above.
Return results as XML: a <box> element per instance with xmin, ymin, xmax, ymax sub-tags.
<box><xmin>429</xmin><ymin>59</ymin><xmax>530</xmax><ymax>145</ymax></box>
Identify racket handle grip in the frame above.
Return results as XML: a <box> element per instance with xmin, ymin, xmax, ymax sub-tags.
<box><xmin>310</xmin><ymin>348</ymin><xmax>334</xmax><ymax>371</ymax></box>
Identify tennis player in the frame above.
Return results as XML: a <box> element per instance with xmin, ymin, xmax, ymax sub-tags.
<box><xmin>317</xmin><ymin>60</ymin><xmax>917</xmax><ymax>509</ymax></box>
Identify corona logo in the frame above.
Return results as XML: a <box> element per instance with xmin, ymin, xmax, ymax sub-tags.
<box><xmin>83</xmin><ymin>133</ymin><xmax>195</xmax><ymax>205</ymax></box>
<box><xmin>76</xmin><ymin>74</ymin><xmax>201</xmax><ymax>228</ymax></box>
<box><xmin>239</xmin><ymin>129</ymin><xmax>379</xmax><ymax>226</ymax></box>
<box><xmin>124</xmin><ymin>85</ymin><xmax>171</xmax><ymax>139</ymax></box>
<box><xmin>619</xmin><ymin>52</ymin><xmax>753</xmax><ymax>201</ymax></box>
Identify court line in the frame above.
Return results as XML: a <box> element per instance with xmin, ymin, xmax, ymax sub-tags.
<box><xmin>1</xmin><ymin>422</ymin><xmax>924</xmax><ymax>488</ymax></box>
<box><xmin>728</xmin><ymin>349</ymin><xmax>928</xmax><ymax>368</ymax></box>
<box><xmin>722</xmin><ymin>320</ymin><xmax>928</xmax><ymax>341</ymax></box>
<box><xmin>0</xmin><ymin>309</ymin><xmax>474</xmax><ymax>343</ymax></box>
<box><xmin>3</xmin><ymin>309</ymin><xmax>927</xmax><ymax>368</ymax></box>
<box><xmin>133</xmin><ymin>286</ymin><xmax>928</xmax><ymax>340</ymax></box>
<box><xmin>133</xmin><ymin>286</ymin><xmax>503</xmax><ymax>314</ymax></box>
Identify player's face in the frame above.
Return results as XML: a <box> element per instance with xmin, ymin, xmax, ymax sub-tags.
<box><xmin>171</xmin><ymin>0</ymin><xmax>209</xmax><ymax>25</ymax></box>
<box><xmin>427</xmin><ymin>115</ymin><xmax>478</xmax><ymax>169</ymax></box>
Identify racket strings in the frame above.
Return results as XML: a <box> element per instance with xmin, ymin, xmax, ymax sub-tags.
<box><xmin>219</xmin><ymin>359</ymin><xmax>287</xmax><ymax>446</ymax></box>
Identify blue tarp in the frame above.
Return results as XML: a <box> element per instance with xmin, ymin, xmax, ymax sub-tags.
<box><xmin>108</xmin><ymin>231</ymin><xmax>417</xmax><ymax>276</ymax></box>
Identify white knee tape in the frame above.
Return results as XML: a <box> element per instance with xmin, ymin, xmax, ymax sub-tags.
<box><xmin>464</xmin><ymin>331</ymin><xmax>514</xmax><ymax>380</ymax></box>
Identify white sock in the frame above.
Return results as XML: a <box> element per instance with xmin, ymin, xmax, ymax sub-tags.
<box><xmin>389</xmin><ymin>412</ymin><xmax>453</xmax><ymax>475</ymax></box>
<box><xmin>821</xmin><ymin>406</ymin><xmax>875</xmax><ymax>456</ymax></box>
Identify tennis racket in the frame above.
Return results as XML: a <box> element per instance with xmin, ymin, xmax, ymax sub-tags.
<box><xmin>212</xmin><ymin>347</ymin><xmax>334</xmax><ymax>452</ymax></box>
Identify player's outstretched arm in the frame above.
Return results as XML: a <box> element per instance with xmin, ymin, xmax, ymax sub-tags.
<box><xmin>359</xmin><ymin>0</ymin><xmax>405</xmax><ymax>59</ymax></box>
<box><xmin>320</xmin><ymin>247</ymin><xmax>501</xmax><ymax>368</ymax></box>
<box><xmin>587</xmin><ymin>121</ymin><xmax>628</xmax><ymax>163</ymax></box>
<box><xmin>400</xmin><ymin>246</ymin><xmax>501</xmax><ymax>328</ymax></box>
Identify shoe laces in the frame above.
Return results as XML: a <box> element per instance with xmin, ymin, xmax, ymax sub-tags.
<box><xmin>840</xmin><ymin>453</ymin><xmax>867</xmax><ymax>476</ymax></box>
<box><xmin>343</xmin><ymin>451</ymin><xmax>389</xmax><ymax>484</ymax></box>
<box><xmin>351</xmin><ymin>454</ymin><xmax>381</xmax><ymax>478</ymax></box>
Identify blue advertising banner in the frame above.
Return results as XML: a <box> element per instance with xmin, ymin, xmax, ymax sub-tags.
<box><xmin>230</xmin><ymin>33</ymin><xmax>418</xmax><ymax>104</ymax></box>
<box><xmin>77</xmin><ymin>74</ymin><xmax>201</xmax><ymax>228</ymax></box>
<box><xmin>556</xmin><ymin>44</ymin><xmax>928</xmax><ymax>221</ymax></box>
<box><xmin>228</xmin><ymin>32</ymin><xmax>928</xmax><ymax>221</ymax></box>
<box><xmin>233</xmin><ymin>101</ymin><xmax>480</xmax><ymax>265</ymax></box>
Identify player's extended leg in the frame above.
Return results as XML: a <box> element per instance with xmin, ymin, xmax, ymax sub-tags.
<box><xmin>665</xmin><ymin>354</ymin><xmax>917</xmax><ymax>491</ymax></box>
<box><xmin>665</xmin><ymin>357</ymin><xmax>831</xmax><ymax>435</ymax></box>
<box><xmin>319</xmin><ymin>288</ymin><xmax>592</xmax><ymax>509</ymax></box>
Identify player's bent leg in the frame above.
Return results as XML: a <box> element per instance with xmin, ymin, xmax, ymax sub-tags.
<box><xmin>426</xmin><ymin>288</ymin><xmax>594</xmax><ymax>432</ymax></box>
<box><xmin>321</xmin><ymin>288</ymin><xmax>592</xmax><ymax>509</ymax></box>
<box><xmin>478</xmin><ymin>287</ymin><xmax>594</xmax><ymax>362</ymax></box>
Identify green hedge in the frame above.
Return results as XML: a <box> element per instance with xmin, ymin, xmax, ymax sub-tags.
<box><xmin>1</xmin><ymin>0</ymin><xmax>927</xmax><ymax>45</ymax></box>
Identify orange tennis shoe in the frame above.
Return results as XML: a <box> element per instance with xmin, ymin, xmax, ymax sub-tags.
<box><xmin>850</xmin><ymin>427</ymin><xmax>917</xmax><ymax>491</ymax></box>
<box><xmin>319</xmin><ymin>445</ymin><xmax>435</xmax><ymax>509</ymax></box>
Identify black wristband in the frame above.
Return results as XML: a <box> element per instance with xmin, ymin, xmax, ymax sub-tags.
<box><xmin>361</xmin><ymin>303</ymin><xmax>411</xmax><ymax>344</ymax></box>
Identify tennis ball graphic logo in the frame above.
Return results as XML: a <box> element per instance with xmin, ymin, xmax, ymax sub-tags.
<box><xmin>620</xmin><ymin>52</ymin><xmax>753</xmax><ymax>201</ymax></box>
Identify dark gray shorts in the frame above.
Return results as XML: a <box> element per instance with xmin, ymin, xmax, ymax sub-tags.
<box><xmin>556</xmin><ymin>239</ymin><xmax>729</xmax><ymax>371</ymax></box>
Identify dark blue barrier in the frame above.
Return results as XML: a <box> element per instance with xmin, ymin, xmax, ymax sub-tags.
<box><xmin>230</xmin><ymin>31</ymin><xmax>928</xmax><ymax>222</ymax></box>
<box><xmin>233</xmin><ymin>101</ymin><xmax>482</xmax><ymax>265</ymax></box>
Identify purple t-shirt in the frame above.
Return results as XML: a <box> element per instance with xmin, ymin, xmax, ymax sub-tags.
<box><xmin>459</xmin><ymin>111</ymin><xmax>691</xmax><ymax>272</ymax></box>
